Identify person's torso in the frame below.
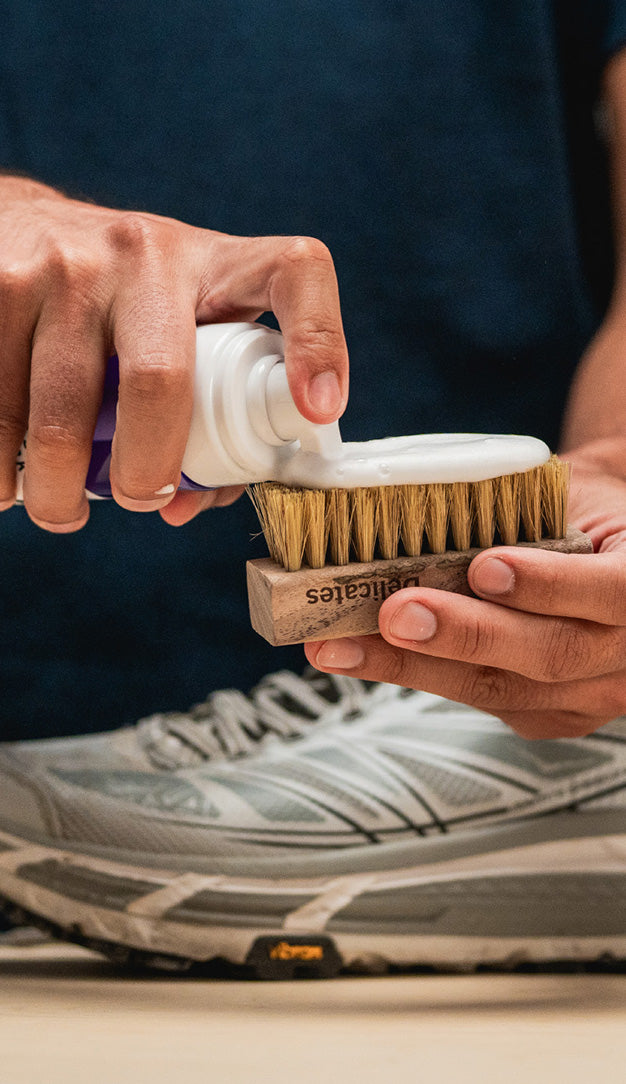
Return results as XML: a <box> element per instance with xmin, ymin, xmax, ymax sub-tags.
<box><xmin>0</xmin><ymin>0</ymin><xmax>614</xmax><ymax>734</ymax></box>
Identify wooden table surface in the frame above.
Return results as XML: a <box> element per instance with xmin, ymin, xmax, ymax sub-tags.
<box><xmin>0</xmin><ymin>942</ymin><xmax>624</xmax><ymax>1083</ymax></box>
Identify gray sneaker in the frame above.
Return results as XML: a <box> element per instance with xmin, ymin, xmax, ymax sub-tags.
<box><xmin>0</xmin><ymin>688</ymin><xmax>624</xmax><ymax>978</ymax></box>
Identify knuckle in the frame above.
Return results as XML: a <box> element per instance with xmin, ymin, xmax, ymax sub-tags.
<box><xmin>458</xmin><ymin>665</ymin><xmax>516</xmax><ymax>711</ymax></box>
<box><xmin>280</xmin><ymin>235</ymin><xmax>334</xmax><ymax>267</ymax></box>
<box><xmin>41</xmin><ymin>243</ymin><xmax>105</xmax><ymax>307</ymax></box>
<box><xmin>457</xmin><ymin>617</ymin><xmax>492</xmax><ymax>662</ymax></box>
<box><xmin>291</xmin><ymin>322</ymin><xmax>347</xmax><ymax>359</ymax></box>
<box><xmin>0</xmin><ymin>262</ymin><xmax>36</xmax><ymax>306</ymax></box>
<box><xmin>29</xmin><ymin>422</ymin><xmax>86</xmax><ymax>463</ymax></box>
<box><xmin>105</xmin><ymin>211</ymin><xmax>156</xmax><ymax>255</ymax></box>
<box><xmin>123</xmin><ymin>354</ymin><xmax>190</xmax><ymax>404</ymax></box>
<box><xmin>45</xmin><ymin>243</ymin><xmax>84</xmax><ymax>284</ymax></box>
<box><xmin>540</xmin><ymin>621</ymin><xmax>588</xmax><ymax>682</ymax></box>
<box><xmin>374</xmin><ymin>647</ymin><xmax>420</xmax><ymax>690</ymax></box>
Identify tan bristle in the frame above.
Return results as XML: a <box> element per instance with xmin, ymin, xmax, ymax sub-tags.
<box><xmin>449</xmin><ymin>481</ymin><xmax>472</xmax><ymax>550</ymax></box>
<box><xmin>400</xmin><ymin>484</ymin><xmax>428</xmax><ymax>556</ymax></box>
<box><xmin>425</xmin><ymin>483</ymin><xmax>449</xmax><ymax>553</ymax></box>
<box><xmin>377</xmin><ymin>485</ymin><xmax>400</xmax><ymax>559</ymax></box>
<box><xmin>351</xmin><ymin>487</ymin><xmax>378</xmax><ymax>562</ymax></box>
<box><xmin>520</xmin><ymin>465</ymin><xmax>542</xmax><ymax>542</ymax></box>
<box><xmin>472</xmin><ymin>478</ymin><xmax>495</xmax><ymax>547</ymax></box>
<box><xmin>247</xmin><ymin>483</ymin><xmax>307</xmax><ymax>571</ymax></box>
<box><xmin>327</xmin><ymin>488</ymin><xmax>351</xmax><ymax>565</ymax></box>
<box><xmin>248</xmin><ymin>455</ymin><xmax>569</xmax><ymax>571</ymax></box>
<box><xmin>303</xmin><ymin>488</ymin><xmax>327</xmax><ymax>568</ymax></box>
<box><xmin>276</xmin><ymin>487</ymin><xmax>307</xmax><ymax>571</ymax></box>
<box><xmin>542</xmin><ymin>454</ymin><xmax>569</xmax><ymax>539</ymax></box>
<box><xmin>495</xmin><ymin>473</ymin><xmax>520</xmax><ymax>546</ymax></box>
<box><xmin>246</xmin><ymin>483</ymin><xmax>279</xmax><ymax>563</ymax></box>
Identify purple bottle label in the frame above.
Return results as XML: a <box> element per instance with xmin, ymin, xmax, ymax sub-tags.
<box><xmin>85</xmin><ymin>356</ymin><xmax>212</xmax><ymax>497</ymax></box>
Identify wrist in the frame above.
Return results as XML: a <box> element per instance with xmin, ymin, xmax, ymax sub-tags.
<box><xmin>561</xmin><ymin>437</ymin><xmax>626</xmax><ymax>481</ymax></box>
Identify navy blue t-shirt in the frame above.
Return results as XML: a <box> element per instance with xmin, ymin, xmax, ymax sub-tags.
<box><xmin>0</xmin><ymin>0</ymin><xmax>625</xmax><ymax>737</ymax></box>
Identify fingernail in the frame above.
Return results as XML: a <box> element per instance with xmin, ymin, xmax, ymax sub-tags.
<box><xmin>390</xmin><ymin>602</ymin><xmax>437</xmax><ymax>642</ymax></box>
<box><xmin>307</xmin><ymin>371</ymin><xmax>343</xmax><ymax>417</ymax></box>
<box><xmin>116</xmin><ymin>495</ymin><xmax>174</xmax><ymax>512</ymax></box>
<box><xmin>472</xmin><ymin>557</ymin><xmax>515</xmax><ymax>596</ymax></box>
<box><xmin>154</xmin><ymin>483</ymin><xmax>176</xmax><ymax>496</ymax></box>
<box><xmin>315</xmin><ymin>638</ymin><xmax>365</xmax><ymax>670</ymax></box>
<box><xmin>27</xmin><ymin>510</ymin><xmax>90</xmax><ymax>534</ymax></box>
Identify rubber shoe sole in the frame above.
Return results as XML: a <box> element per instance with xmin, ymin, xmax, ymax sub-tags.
<box><xmin>1</xmin><ymin>815</ymin><xmax>625</xmax><ymax>978</ymax></box>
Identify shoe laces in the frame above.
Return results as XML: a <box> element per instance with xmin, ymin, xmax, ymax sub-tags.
<box><xmin>137</xmin><ymin>669</ymin><xmax>378</xmax><ymax>769</ymax></box>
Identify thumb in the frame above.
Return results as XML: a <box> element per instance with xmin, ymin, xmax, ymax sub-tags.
<box><xmin>192</xmin><ymin>231</ymin><xmax>349</xmax><ymax>424</ymax></box>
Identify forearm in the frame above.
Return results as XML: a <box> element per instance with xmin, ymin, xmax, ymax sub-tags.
<box><xmin>561</xmin><ymin>49</ymin><xmax>626</xmax><ymax>457</ymax></box>
<box><xmin>560</xmin><ymin>319</ymin><xmax>626</xmax><ymax>459</ymax></box>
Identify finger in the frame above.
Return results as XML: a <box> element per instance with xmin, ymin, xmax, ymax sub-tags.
<box><xmin>23</xmin><ymin>313</ymin><xmax>107</xmax><ymax>531</ymax></box>
<box><xmin>495</xmin><ymin>708</ymin><xmax>615</xmax><ymax>740</ymax></box>
<box><xmin>468</xmin><ymin>547</ymin><xmax>626</xmax><ymax>625</ymax></box>
<box><xmin>0</xmin><ymin>337</ymin><xmax>30</xmax><ymax>510</ymax></box>
<box><xmin>304</xmin><ymin>635</ymin><xmax>626</xmax><ymax>718</ymax></box>
<box><xmin>0</xmin><ymin>273</ymin><xmax>35</xmax><ymax>509</ymax></box>
<box><xmin>159</xmin><ymin>485</ymin><xmax>245</xmax><ymax>526</ymax></box>
<box><xmin>304</xmin><ymin>635</ymin><xmax>543</xmax><ymax>714</ymax></box>
<box><xmin>376</xmin><ymin>586</ymin><xmax>626</xmax><ymax>683</ymax></box>
<box><xmin>194</xmin><ymin>233</ymin><xmax>349</xmax><ymax>424</ymax></box>
<box><xmin>109</xmin><ymin>251</ymin><xmax>196</xmax><ymax>511</ymax></box>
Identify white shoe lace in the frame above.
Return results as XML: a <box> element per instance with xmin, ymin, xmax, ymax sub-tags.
<box><xmin>137</xmin><ymin>669</ymin><xmax>391</xmax><ymax>769</ymax></box>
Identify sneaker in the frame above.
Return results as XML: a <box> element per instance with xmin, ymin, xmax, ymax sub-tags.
<box><xmin>0</xmin><ymin>669</ymin><xmax>391</xmax><ymax>946</ymax></box>
<box><xmin>0</xmin><ymin>690</ymin><xmax>624</xmax><ymax>978</ymax></box>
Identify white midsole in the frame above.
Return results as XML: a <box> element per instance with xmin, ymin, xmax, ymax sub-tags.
<box><xmin>1</xmin><ymin>869</ymin><xmax>624</xmax><ymax>967</ymax></box>
<box><xmin>0</xmin><ymin>828</ymin><xmax>625</xmax><ymax>965</ymax></box>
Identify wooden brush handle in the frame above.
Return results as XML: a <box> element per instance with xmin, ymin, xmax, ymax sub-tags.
<box><xmin>246</xmin><ymin>527</ymin><xmax>593</xmax><ymax>646</ymax></box>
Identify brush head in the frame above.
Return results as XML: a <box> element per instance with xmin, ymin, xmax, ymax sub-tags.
<box><xmin>247</xmin><ymin>455</ymin><xmax>569</xmax><ymax>572</ymax></box>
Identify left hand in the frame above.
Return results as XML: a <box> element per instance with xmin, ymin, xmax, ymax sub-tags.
<box><xmin>305</xmin><ymin>446</ymin><xmax>626</xmax><ymax>739</ymax></box>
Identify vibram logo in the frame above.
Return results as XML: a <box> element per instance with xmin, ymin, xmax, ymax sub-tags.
<box><xmin>268</xmin><ymin>941</ymin><xmax>324</xmax><ymax>962</ymax></box>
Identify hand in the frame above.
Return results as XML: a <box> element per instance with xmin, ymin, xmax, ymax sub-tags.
<box><xmin>305</xmin><ymin>448</ymin><xmax>626</xmax><ymax>739</ymax></box>
<box><xmin>0</xmin><ymin>175</ymin><xmax>348</xmax><ymax>531</ymax></box>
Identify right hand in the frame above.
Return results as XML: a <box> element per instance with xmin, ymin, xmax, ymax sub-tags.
<box><xmin>0</xmin><ymin>175</ymin><xmax>349</xmax><ymax>531</ymax></box>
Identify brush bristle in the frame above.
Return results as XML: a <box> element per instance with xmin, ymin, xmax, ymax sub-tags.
<box><xmin>247</xmin><ymin>455</ymin><xmax>569</xmax><ymax>572</ymax></box>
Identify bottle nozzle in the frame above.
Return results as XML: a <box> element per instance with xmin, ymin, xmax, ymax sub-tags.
<box><xmin>264</xmin><ymin>363</ymin><xmax>342</xmax><ymax>457</ymax></box>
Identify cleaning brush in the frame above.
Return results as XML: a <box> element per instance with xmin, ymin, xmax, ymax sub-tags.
<box><xmin>246</xmin><ymin>454</ymin><xmax>592</xmax><ymax>646</ymax></box>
